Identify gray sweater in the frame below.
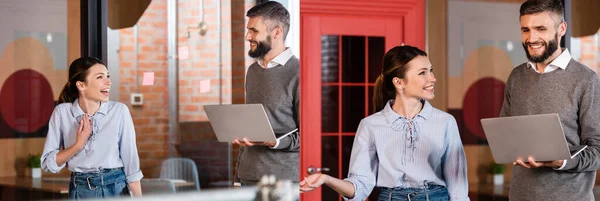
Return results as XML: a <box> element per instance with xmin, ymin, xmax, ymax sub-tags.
<box><xmin>500</xmin><ymin>59</ymin><xmax>600</xmax><ymax>201</ymax></box>
<box><xmin>236</xmin><ymin>56</ymin><xmax>300</xmax><ymax>182</ymax></box>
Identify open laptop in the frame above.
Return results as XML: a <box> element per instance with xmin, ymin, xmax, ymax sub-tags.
<box><xmin>204</xmin><ymin>104</ymin><xmax>298</xmax><ymax>142</ymax></box>
<box><xmin>480</xmin><ymin>113</ymin><xmax>587</xmax><ymax>164</ymax></box>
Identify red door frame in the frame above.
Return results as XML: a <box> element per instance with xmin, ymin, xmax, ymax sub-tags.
<box><xmin>300</xmin><ymin>1</ymin><xmax>425</xmax><ymax>201</ymax></box>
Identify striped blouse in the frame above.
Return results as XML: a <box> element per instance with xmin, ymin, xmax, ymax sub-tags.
<box><xmin>343</xmin><ymin>100</ymin><xmax>469</xmax><ymax>201</ymax></box>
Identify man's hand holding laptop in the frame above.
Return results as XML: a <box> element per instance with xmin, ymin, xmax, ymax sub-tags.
<box><xmin>232</xmin><ymin>138</ymin><xmax>276</xmax><ymax>147</ymax></box>
<box><xmin>513</xmin><ymin>157</ymin><xmax>564</xmax><ymax>169</ymax></box>
<box><xmin>231</xmin><ymin>128</ymin><xmax>298</xmax><ymax>148</ymax></box>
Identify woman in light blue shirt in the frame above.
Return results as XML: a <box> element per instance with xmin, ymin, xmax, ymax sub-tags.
<box><xmin>41</xmin><ymin>57</ymin><xmax>143</xmax><ymax>199</ymax></box>
<box><xmin>300</xmin><ymin>46</ymin><xmax>469</xmax><ymax>201</ymax></box>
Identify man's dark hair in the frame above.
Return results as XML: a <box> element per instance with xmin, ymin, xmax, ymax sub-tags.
<box><xmin>520</xmin><ymin>0</ymin><xmax>565</xmax><ymax>25</ymax></box>
<box><xmin>246</xmin><ymin>1</ymin><xmax>290</xmax><ymax>40</ymax></box>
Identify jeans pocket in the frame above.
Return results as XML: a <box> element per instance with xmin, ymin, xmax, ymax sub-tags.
<box><xmin>100</xmin><ymin>181</ymin><xmax>127</xmax><ymax>197</ymax></box>
<box><xmin>376</xmin><ymin>193</ymin><xmax>390</xmax><ymax>201</ymax></box>
<box><xmin>114</xmin><ymin>181</ymin><xmax>129</xmax><ymax>196</ymax></box>
<box><xmin>376</xmin><ymin>188</ymin><xmax>394</xmax><ymax>201</ymax></box>
<box><xmin>428</xmin><ymin>197</ymin><xmax>450</xmax><ymax>201</ymax></box>
<box><xmin>426</xmin><ymin>188</ymin><xmax>450</xmax><ymax>201</ymax></box>
<box><xmin>74</xmin><ymin>183</ymin><xmax>101</xmax><ymax>199</ymax></box>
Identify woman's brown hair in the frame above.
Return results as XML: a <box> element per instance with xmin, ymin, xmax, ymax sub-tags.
<box><xmin>58</xmin><ymin>57</ymin><xmax>105</xmax><ymax>104</ymax></box>
<box><xmin>373</xmin><ymin>45</ymin><xmax>427</xmax><ymax>113</ymax></box>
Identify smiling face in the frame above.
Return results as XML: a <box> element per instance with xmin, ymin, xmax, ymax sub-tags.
<box><xmin>246</xmin><ymin>16</ymin><xmax>274</xmax><ymax>59</ymax></box>
<box><xmin>520</xmin><ymin>11</ymin><xmax>566</xmax><ymax>63</ymax></box>
<box><xmin>77</xmin><ymin>64</ymin><xmax>111</xmax><ymax>102</ymax></box>
<box><xmin>395</xmin><ymin>56</ymin><xmax>436</xmax><ymax>101</ymax></box>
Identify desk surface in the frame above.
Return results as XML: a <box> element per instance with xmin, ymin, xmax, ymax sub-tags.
<box><xmin>142</xmin><ymin>178</ymin><xmax>196</xmax><ymax>187</ymax></box>
<box><xmin>0</xmin><ymin>177</ymin><xmax>67</xmax><ymax>194</ymax></box>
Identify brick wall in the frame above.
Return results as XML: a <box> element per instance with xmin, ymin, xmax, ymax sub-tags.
<box><xmin>232</xmin><ymin>0</ymin><xmax>256</xmax><ymax>105</ymax></box>
<box><xmin>178</xmin><ymin>0</ymin><xmax>233</xmax><ymax>121</ymax></box>
<box><xmin>229</xmin><ymin>0</ymin><xmax>256</xmax><ymax>183</ymax></box>
<box><xmin>578</xmin><ymin>33</ymin><xmax>599</xmax><ymax>75</ymax></box>
<box><xmin>175</xmin><ymin>0</ymin><xmax>235</xmax><ymax>187</ymax></box>
<box><xmin>117</xmin><ymin>0</ymin><xmax>255</xmax><ymax>187</ymax></box>
<box><xmin>175</xmin><ymin>0</ymin><xmax>256</xmax><ymax>187</ymax></box>
<box><xmin>119</xmin><ymin>0</ymin><xmax>169</xmax><ymax>177</ymax></box>
<box><xmin>175</xmin><ymin>0</ymin><xmax>254</xmax><ymax>188</ymax></box>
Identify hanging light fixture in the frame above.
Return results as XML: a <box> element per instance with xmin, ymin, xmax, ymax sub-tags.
<box><xmin>188</xmin><ymin>0</ymin><xmax>208</xmax><ymax>37</ymax></box>
<box><xmin>197</xmin><ymin>0</ymin><xmax>208</xmax><ymax>36</ymax></box>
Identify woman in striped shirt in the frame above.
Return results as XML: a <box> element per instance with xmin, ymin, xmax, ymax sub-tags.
<box><xmin>300</xmin><ymin>46</ymin><xmax>469</xmax><ymax>201</ymax></box>
<box><xmin>41</xmin><ymin>57</ymin><xmax>143</xmax><ymax>199</ymax></box>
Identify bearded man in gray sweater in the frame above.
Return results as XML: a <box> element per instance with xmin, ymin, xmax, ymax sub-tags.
<box><xmin>231</xmin><ymin>1</ymin><xmax>300</xmax><ymax>186</ymax></box>
<box><xmin>500</xmin><ymin>0</ymin><xmax>600</xmax><ymax>200</ymax></box>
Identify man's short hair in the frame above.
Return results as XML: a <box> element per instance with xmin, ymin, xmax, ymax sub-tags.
<box><xmin>520</xmin><ymin>0</ymin><xmax>565</xmax><ymax>25</ymax></box>
<box><xmin>246</xmin><ymin>1</ymin><xmax>290</xmax><ymax>40</ymax></box>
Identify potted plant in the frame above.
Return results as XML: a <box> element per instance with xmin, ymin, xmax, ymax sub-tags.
<box><xmin>490</xmin><ymin>162</ymin><xmax>505</xmax><ymax>185</ymax></box>
<box><xmin>28</xmin><ymin>154</ymin><xmax>41</xmax><ymax>178</ymax></box>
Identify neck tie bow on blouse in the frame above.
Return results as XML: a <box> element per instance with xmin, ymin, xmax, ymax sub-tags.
<box><xmin>391</xmin><ymin>117</ymin><xmax>420</xmax><ymax>165</ymax></box>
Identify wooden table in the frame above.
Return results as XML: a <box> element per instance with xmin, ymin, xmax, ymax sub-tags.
<box><xmin>0</xmin><ymin>177</ymin><xmax>67</xmax><ymax>201</ymax></box>
<box><xmin>140</xmin><ymin>178</ymin><xmax>198</xmax><ymax>195</ymax></box>
<box><xmin>163</xmin><ymin>179</ymin><xmax>195</xmax><ymax>188</ymax></box>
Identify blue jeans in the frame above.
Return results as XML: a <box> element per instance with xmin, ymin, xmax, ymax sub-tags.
<box><xmin>378</xmin><ymin>184</ymin><xmax>449</xmax><ymax>201</ymax></box>
<box><xmin>68</xmin><ymin>168</ymin><xmax>129</xmax><ymax>199</ymax></box>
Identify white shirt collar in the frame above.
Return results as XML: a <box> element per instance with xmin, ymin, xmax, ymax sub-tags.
<box><xmin>257</xmin><ymin>47</ymin><xmax>293</xmax><ymax>68</ymax></box>
<box><xmin>527</xmin><ymin>49</ymin><xmax>572</xmax><ymax>73</ymax></box>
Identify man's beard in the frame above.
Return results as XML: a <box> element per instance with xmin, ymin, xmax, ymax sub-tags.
<box><xmin>248</xmin><ymin>36</ymin><xmax>272</xmax><ymax>59</ymax></box>
<box><xmin>522</xmin><ymin>33</ymin><xmax>559</xmax><ymax>63</ymax></box>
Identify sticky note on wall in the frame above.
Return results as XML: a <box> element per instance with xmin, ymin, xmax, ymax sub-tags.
<box><xmin>200</xmin><ymin>79</ymin><xmax>210</xmax><ymax>93</ymax></box>
<box><xmin>142</xmin><ymin>72</ymin><xmax>154</xmax><ymax>86</ymax></box>
<box><xmin>178</xmin><ymin>46</ymin><xmax>189</xmax><ymax>60</ymax></box>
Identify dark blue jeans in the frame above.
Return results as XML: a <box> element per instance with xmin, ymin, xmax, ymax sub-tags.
<box><xmin>378</xmin><ymin>184</ymin><xmax>449</xmax><ymax>201</ymax></box>
<box><xmin>68</xmin><ymin>168</ymin><xmax>129</xmax><ymax>199</ymax></box>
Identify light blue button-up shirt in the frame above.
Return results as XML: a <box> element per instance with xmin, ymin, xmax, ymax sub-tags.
<box><xmin>41</xmin><ymin>100</ymin><xmax>143</xmax><ymax>183</ymax></box>
<box><xmin>344</xmin><ymin>100</ymin><xmax>469</xmax><ymax>201</ymax></box>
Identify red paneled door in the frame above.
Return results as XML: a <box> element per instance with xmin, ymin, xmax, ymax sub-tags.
<box><xmin>300</xmin><ymin>1</ymin><xmax>425</xmax><ymax>201</ymax></box>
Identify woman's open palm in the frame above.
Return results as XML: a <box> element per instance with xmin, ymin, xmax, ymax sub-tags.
<box><xmin>300</xmin><ymin>173</ymin><xmax>329</xmax><ymax>192</ymax></box>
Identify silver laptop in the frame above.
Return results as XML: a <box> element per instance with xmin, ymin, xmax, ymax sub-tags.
<box><xmin>481</xmin><ymin>113</ymin><xmax>587</xmax><ymax>164</ymax></box>
<box><xmin>204</xmin><ymin>104</ymin><xmax>297</xmax><ymax>142</ymax></box>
